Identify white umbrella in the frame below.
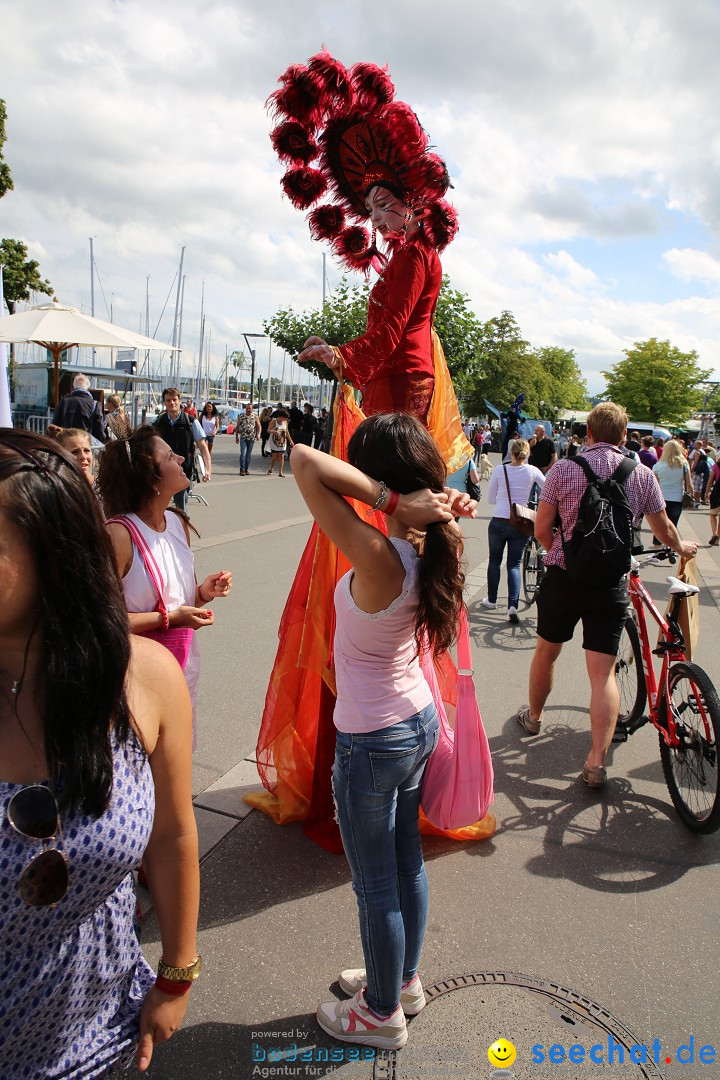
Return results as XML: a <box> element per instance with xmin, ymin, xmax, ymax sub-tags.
<box><xmin>0</xmin><ymin>297</ymin><xmax>179</xmax><ymax>406</ymax></box>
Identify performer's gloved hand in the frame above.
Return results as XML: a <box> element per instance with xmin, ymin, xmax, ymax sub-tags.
<box><xmin>298</xmin><ymin>336</ymin><xmax>341</xmax><ymax>372</ymax></box>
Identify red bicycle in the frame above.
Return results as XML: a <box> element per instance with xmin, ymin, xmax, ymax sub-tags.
<box><xmin>613</xmin><ymin>547</ymin><xmax>720</xmax><ymax>833</ymax></box>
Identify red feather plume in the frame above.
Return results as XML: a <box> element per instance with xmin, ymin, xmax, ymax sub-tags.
<box><xmin>268</xmin><ymin>64</ymin><xmax>325</xmax><ymax>127</ymax></box>
<box><xmin>332</xmin><ymin>225</ymin><xmax>374</xmax><ymax>271</ymax></box>
<box><xmin>307</xmin><ymin>50</ymin><xmax>353</xmax><ymax>112</ymax></box>
<box><xmin>421</xmin><ymin>200</ymin><xmax>459</xmax><ymax>252</ymax></box>
<box><xmin>281</xmin><ymin>167</ymin><xmax>327</xmax><ymax>210</ymax></box>
<box><xmin>381</xmin><ymin>103</ymin><xmax>427</xmax><ymax>160</ymax></box>
<box><xmin>405</xmin><ymin>152</ymin><xmax>450</xmax><ymax>201</ymax></box>
<box><xmin>270</xmin><ymin>121</ymin><xmax>318</xmax><ymax>165</ymax></box>
<box><xmin>349</xmin><ymin>62</ymin><xmax>395</xmax><ymax>110</ymax></box>
<box><xmin>307</xmin><ymin>203</ymin><xmax>346</xmax><ymax>241</ymax></box>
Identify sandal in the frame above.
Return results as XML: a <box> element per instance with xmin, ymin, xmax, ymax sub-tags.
<box><xmin>582</xmin><ymin>763</ymin><xmax>608</xmax><ymax>788</ymax></box>
<box><xmin>517</xmin><ymin>706</ymin><xmax>541</xmax><ymax>735</ymax></box>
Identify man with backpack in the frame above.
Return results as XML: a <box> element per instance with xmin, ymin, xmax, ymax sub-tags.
<box><xmin>516</xmin><ymin>402</ymin><xmax>698</xmax><ymax>788</ymax></box>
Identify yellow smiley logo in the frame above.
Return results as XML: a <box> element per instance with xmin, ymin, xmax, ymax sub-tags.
<box><xmin>488</xmin><ymin>1039</ymin><xmax>517</xmax><ymax>1068</ymax></box>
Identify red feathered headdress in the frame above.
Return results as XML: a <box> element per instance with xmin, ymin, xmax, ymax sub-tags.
<box><xmin>268</xmin><ymin>50</ymin><xmax>458</xmax><ymax>271</ymax></box>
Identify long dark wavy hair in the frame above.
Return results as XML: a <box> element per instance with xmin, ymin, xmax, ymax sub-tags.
<box><xmin>96</xmin><ymin>424</ymin><xmax>161</xmax><ymax>518</ymax></box>
<box><xmin>347</xmin><ymin>413</ymin><xmax>465</xmax><ymax>657</ymax></box>
<box><xmin>0</xmin><ymin>429</ymin><xmax>134</xmax><ymax>816</ymax></box>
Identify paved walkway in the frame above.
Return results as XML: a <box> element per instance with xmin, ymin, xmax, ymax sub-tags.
<box><xmin>139</xmin><ymin>441</ymin><xmax>720</xmax><ymax>1079</ymax></box>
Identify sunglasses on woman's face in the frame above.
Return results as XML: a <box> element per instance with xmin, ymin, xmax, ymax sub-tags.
<box><xmin>7</xmin><ymin>785</ymin><xmax>69</xmax><ymax>907</ymax></box>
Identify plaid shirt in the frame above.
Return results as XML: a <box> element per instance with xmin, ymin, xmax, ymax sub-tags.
<box><xmin>541</xmin><ymin>443</ymin><xmax>666</xmax><ymax>570</ymax></box>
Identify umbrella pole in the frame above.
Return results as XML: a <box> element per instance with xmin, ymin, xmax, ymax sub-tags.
<box><xmin>53</xmin><ymin>345</ymin><xmax>61</xmax><ymax>408</ymax></box>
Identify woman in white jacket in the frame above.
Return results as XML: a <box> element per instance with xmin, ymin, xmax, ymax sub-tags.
<box><xmin>482</xmin><ymin>439</ymin><xmax>546</xmax><ymax>623</ymax></box>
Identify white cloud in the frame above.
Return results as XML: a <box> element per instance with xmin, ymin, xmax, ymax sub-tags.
<box><xmin>1</xmin><ymin>0</ymin><xmax>719</xmax><ymax>395</ymax></box>
<box><xmin>662</xmin><ymin>248</ymin><xmax>720</xmax><ymax>288</ymax></box>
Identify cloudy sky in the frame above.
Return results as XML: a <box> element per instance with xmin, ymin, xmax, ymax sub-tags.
<box><xmin>2</xmin><ymin>0</ymin><xmax>719</xmax><ymax>396</ymax></box>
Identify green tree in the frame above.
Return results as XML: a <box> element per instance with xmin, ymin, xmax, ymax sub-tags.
<box><xmin>432</xmin><ymin>275</ymin><xmax>484</xmax><ymax>382</ymax></box>
<box><xmin>1</xmin><ymin>238</ymin><xmax>53</xmax><ymax>314</ymax></box>
<box><xmin>532</xmin><ymin>345</ymin><xmax>589</xmax><ymax>414</ymax></box>
<box><xmin>465</xmin><ymin>310</ymin><xmax>533</xmax><ymax>415</ymax></box>
<box><xmin>0</xmin><ymin>100</ymin><xmax>13</xmax><ymax>200</ymax></box>
<box><xmin>0</xmin><ymin>238</ymin><xmax>53</xmax><ymax>389</ymax></box>
<box><xmin>465</xmin><ymin>311</ymin><xmax>590</xmax><ymax>419</ymax></box>
<box><xmin>602</xmin><ymin>339</ymin><xmax>710</xmax><ymax>426</ymax></box>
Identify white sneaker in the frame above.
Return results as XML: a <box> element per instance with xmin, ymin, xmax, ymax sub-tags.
<box><xmin>508</xmin><ymin>606</ymin><xmax>520</xmax><ymax>623</ymax></box>
<box><xmin>338</xmin><ymin>969</ymin><xmax>426</xmax><ymax>1015</ymax></box>
<box><xmin>481</xmin><ymin>597</ymin><xmax>497</xmax><ymax>609</ymax></box>
<box><xmin>316</xmin><ymin>988</ymin><xmax>407</xmax><ymax>1049</ymax></box>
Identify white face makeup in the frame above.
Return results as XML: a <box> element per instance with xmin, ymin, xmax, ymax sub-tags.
<box><xmin>364</xmin><ymin>185</ymin><xmax>409</xmax><ymax>239</ymax></box>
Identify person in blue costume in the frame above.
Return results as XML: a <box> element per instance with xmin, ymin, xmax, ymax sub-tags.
<box><xmin>0</xmin><ymin>429</ymin><xmax>201</xmax><ymax>1078</ymax></box>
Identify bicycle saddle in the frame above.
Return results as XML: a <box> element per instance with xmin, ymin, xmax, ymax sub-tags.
<box><xmin>666</xmin><ymin>575</ymin><xmax>699</xmax><ymax>596</ymax></box>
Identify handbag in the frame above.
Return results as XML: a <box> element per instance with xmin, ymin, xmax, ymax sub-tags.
<box><xmin>658</xmin><ymin>556</ymin><xmax>700</xmax><ymax>661</ymax></box>
<box><xmin>682</xmin><ymin>491</ymin><xmax>694</xmax><ymax>510</ymax></box>
<box><xmin>107</xmin><ymin>516</ymin><xmax>194</xmax><ymax>670</ymax></box>
<box><xmin>465</xmin><ymin>461</ymin><xmax>481</xmax><ymax>502</ymax></box>
<box><xmin>419</xmin><ymin>605</ymin><xmax>494</xmax><ymax>830</ymax></box>
<box><xmin>503</xmin><ymin>465</ymin><xmax>536</xmax><ymax>537</ymax></box>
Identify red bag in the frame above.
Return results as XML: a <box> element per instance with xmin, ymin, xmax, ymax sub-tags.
<box><xmin>107</xmin><ymin>515</ymin><xmax>194</xmax><ymax>670</ymax></box>
<box><xmin>419</xmin><ymin>606</ymin><xmax>494</xmax><ymax>829</ymax></box>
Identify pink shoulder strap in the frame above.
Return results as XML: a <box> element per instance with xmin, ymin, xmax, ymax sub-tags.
<box><xmin>106</xmin><ymin>515</ymin><xmax>166</xmax><ymax>611</ymax></box>
<box><xmin>456</xmin><ymin>604</ymin><xmax>473</xmax><ymax>676</ymax></box>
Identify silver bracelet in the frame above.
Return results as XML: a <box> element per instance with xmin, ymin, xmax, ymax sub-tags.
<box><xmin>371</xmin><ymin>481</ymin><xmax>389</xmax><ymax>512</ymax></box>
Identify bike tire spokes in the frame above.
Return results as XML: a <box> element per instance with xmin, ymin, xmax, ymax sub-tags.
<box><xmin>659</xmin><ymin>662</ymin><xmax>720</xmax><ymax>833</ymax></box>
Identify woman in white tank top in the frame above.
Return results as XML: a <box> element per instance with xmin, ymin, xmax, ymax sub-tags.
<box><xmin>291</xmin><ymin>413</ymin><xmax>477</xmax><ymax>1051</ymax></box>
<box><xmin>97</xmin><ymin>426</ymin><xmax>232</xmax><ymax>746</ymax></box>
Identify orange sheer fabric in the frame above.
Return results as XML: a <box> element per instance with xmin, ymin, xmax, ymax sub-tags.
<box><xmin>244</xmin><ymin>339</ymin><xmax>496</xmax><ymax>847</ymax></box>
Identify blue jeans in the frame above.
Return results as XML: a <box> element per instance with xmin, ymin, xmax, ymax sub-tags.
<box><xmin>332</xmin><ymin>703</ymin><xmax>439</xmax><ymax>1016</ymax></box>
<box><xmin>239</xmin><ymin>438</ymin><xmax>254</xmax><ymax>472</ymax></box>
<box><xmin>487</xmin><ymin>517</ymin><xmax>529</xmax><ymax>609</ymax></box>
<box><xmin>653</xmin><ymin>500</ymin><xmax>682</xmax><ymax>546</ymax></box>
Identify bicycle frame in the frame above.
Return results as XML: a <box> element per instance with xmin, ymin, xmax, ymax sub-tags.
<box><xmin>627</xmin><ymin>568</ymin><xmax>692</xmax><ymax>748</ymax></box>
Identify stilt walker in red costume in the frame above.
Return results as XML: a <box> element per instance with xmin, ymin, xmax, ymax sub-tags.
<box><xmin>245</xmin><ymin>51</ymin><xmax>495</xmax><ymax>849</ymax></box>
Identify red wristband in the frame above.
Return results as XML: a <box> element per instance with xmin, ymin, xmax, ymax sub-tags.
<box><xmin>383</xmin><ymin>490</ymin><xmax>400</xmax><ymax>516</ymax></box>
<box><xmin>158</xmin><ymin>608</ymin><xmax>170</xmax><ymax>631</ymax></box>
<box><xmin>155</xmin><ymin>976</ymin><xmax>192</xmax><ymax>996</ymax></box>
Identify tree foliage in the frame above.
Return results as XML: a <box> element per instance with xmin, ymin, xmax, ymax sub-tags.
<box><xmin>432</xmin><ymin>275</ymin><xmax>484</xmax><ymax>381</ymax></box>
<box><xmin>464</xmin><ymin>310</ymin><xmax>589</xmax><ymax>419</ymax></box>
<box><xmin>0</xmin><ymin>238</ymin><xmax>53</xmax><ymax>313</ymax></box>
<box><xmin>602</xmin><ymin>338</ymin><xmax>710</xmax><ymax>426</ymax></box>
<box><xmin>0</xmin><ymin>100</ymin><xmax>13</xmax><ymax>200</ymax></box>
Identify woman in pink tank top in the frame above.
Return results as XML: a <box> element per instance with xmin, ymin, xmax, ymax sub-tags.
<box><xmin>292</xmin><ymin>413</ymin><xmax>477</xmax><ymax>1051</ymax></box>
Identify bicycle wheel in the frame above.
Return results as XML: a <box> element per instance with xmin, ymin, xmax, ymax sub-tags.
<box><xmin>615</xmin><ymin>615</ymin><xmax>646</xmax><ymax>726</ymax></box>
<box><xmin>659</xmin><ymin>661</ymin><xmax>720</xmax><ymax>833</ymax></box>
<box><xmin>522</xmin><ymin>538</ymin><xmax>541</xmax><ymax>605</ymax></box>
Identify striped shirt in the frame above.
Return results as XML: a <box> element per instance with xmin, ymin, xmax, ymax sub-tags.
<box><xmin>541</xmin><ymin>443</ymin><xmax>666</xmax><ymax>570</ymax></box>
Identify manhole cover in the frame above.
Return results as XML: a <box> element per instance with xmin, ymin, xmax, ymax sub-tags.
<box><xmin>371</xmin><ymin>972</ymin><xmax>667</xmax><ymax>1080</ymax></box>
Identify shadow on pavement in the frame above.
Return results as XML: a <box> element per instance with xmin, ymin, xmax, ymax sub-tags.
<box><xmin>149</xmin><ymin>1015</ymin><xmax>373</xmax><ymax>1080</ymax></box>
<box><xmin>489</xmin><ymin>710</ymin><xmax>720</xmax><ymax>893</ymax></box>
<box><xmin>141</xmin><ymin>804</ymin><xmax>489</xmax><ymax>945</ymax></box>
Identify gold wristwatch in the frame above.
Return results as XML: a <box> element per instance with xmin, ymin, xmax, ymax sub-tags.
<box><xmin>157</xmin><ymin>954</ymin><xmax>203</xmax><ymax>982</ymax></box>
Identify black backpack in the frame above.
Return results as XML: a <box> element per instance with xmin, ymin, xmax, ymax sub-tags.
<box><xmin>561</xmin><ymin>455</ymin><xmax>637</xmax><ymax>589</ymax></box>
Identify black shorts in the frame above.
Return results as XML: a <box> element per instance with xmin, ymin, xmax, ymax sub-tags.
<box><xmin>536</xmin><ymin>565</ymin><xmax>628</xmax><ymax>656</ymax></box>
